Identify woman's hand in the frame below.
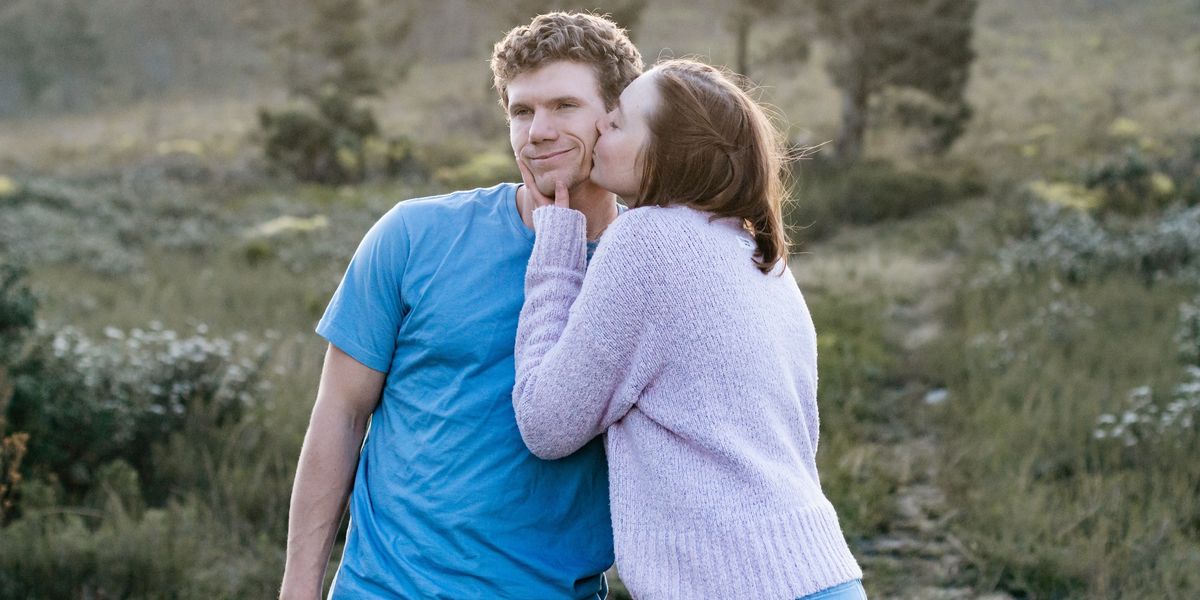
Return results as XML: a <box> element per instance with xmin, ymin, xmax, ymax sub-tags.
<box><xmin>516</xmin><ymin>157</ymin><xmax>570</xmax><ymax>209</ymax></box>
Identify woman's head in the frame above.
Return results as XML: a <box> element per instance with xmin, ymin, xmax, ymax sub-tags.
<box><xmin>592</xmin><ymin>58</ymin><xmax>790</xmax><ymax>274</ymax></box>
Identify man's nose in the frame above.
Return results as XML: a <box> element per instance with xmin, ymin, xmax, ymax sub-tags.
<box><xmin>527</xmin><ymin>110</ymin><xmax>557</xmax><ymax>144</ymax></box>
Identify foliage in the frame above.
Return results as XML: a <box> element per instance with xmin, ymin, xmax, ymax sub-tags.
<box><xmin>5</xmin><ymin>323</ymin><xmax>270</xmax><ymax>506</ymax></box>
<box><xmin>785</xmin><ymin>158</ymin><xmax>984</xmax><ymax>243</ymax></box>
<box><xmin>1178</xmin><ymin>294</ymin><xmax>1200</xmax><ymax>365</ymax></box>
<box><xmin>258</xmin><ymin>90</ymin><xmax>380</xmax><ymax>185</ymax></box>
<box><xmin>1092</xmin><ymin>371</ymin><xmax>1200</xmax><ymax>449</ymax></box>
<box><xmin>1081</xmin><ymin>138</ymin><xmax>1200</xmax><ymax>216</ymax></box>
<box><xmin>0</xmin><ymin>263</ymin><xmax>38</xmax><ymax>361</ymax></box>
<box><xmin>1084</xmin><ymin>147</ymin><xmax>1177</xmax><ymax>215</ymax></box>
<box><xmin>724</xmin><ymin>0</ymin><xmax>794</xmax><ymax>79</ymax></box>
<box><xmin>0</xmin><ymin>0</ymin><xmax>106</xmax><ymax>113</ymax></box>
<box><xmin>988</xmin><ymin>200</ymin><xmax>1200</xmax><ymax>285</ymax></box>
<box><xmin>257</xmin><ymin>0</ymin><xmax>415</xmax><ymax>184</ymax></box>
<box><xmin>874</xmin><ymin>86</ymin><xmax>974</xmax><ymax>155</ymax></box>
<box><xmin>0</xmin><ymin>178</ymin><xmax>226</xmax><ymax>274</ymax></box>
<box><xmin>0</xmin><ymin>263</ymin><xmax>37</xmax><ymax>523</ymax></box>
<box><xmin>813</xmin><ymin>0</ymin><xmax>978</xmax><ymax>162</ymax></box>
<box><xmin>490</xmin><ymin>0</ymin><xmax>649</xmax><ymax>36</ymax></box>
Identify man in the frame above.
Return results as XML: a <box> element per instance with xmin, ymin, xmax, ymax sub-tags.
<box><xmin>278</xmin><ymin>12</ymin><xmax>644</xmax><ymax>600</ymax></box>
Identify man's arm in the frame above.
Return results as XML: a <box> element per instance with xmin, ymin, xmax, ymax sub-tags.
<box><xmin>279</xmin><ymin>344</ymin><xmax>386</xmax><ymax>600</ymax></box>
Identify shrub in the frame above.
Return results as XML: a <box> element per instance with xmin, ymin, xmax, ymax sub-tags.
<box><xmin>989</xmin><ymin>201</ymin><xmax>1200</xmax><ymax>284</ymax></box>
<box><xmin>0</xmin><ymin>179</ymin><xmax>226</xmax><ymax>274</ymax></box>
<box><xmin>1082</xmin><ymin>136</ymin><xmax>1200</xmax><ymax>216</ymax></box>
<box><xmin>1092</xmin><ymin>373</ymin><xmax>1200</xmax><ymax>450</ymax></box>
<box><xmin>1083</xmin><ymin>146</ymin><xmax>1176</xmax><ymax>215</ymax></box>
<box><xmin>1178</xmin><ymin>294</ymin><xmax>1200</xmax><ymax>366</ymax></box>
<box><xmin>0</xmin><ymin>262</ymin><xmax>36</xmax><ymax>523</ymax></box>
<box><xmin>258</xmin><ymin>89</ymin><xmax>379</xmax><ymax>185</ymax></box>
<box><xmin>0</xmin><ymin>263</ymin><xmax>36</xmax><ymax>362</ymax></box>
<box><xmin>5</xmin><ymin>323</ymin><xmax>270</xmax><ymax>506</ymax></box>
<box><xmin>786</xmin><ymin>158</ymin><xmax>983</xmax><ymax>244</ymax></box>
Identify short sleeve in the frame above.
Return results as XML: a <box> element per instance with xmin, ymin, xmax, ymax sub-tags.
<box><xmin>316</xmin><ymin>205</ymin><xmax>411</xmax><ymax>373</ymax></box>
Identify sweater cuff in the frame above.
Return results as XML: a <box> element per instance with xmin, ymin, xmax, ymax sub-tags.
<box><xmin>531</xmin><ymin>206</ymin><xmax>587</xmax><ymax>272</ymax></box>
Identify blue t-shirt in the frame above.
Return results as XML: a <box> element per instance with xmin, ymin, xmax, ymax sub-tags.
<box><xmin>317</xmin><ymin>183</ymin><xmax>614</xmax><ymax>599</ymax></box>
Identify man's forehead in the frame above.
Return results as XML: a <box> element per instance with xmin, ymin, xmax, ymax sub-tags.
<box><xmin>507</xmin><ymin>61</ymin><xmax>603</xmax><ymax>106</ymax></box>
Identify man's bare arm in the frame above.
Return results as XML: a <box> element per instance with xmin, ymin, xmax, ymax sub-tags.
<box><xmin>279</xmin><ymin>344</ymin><xmax>386</xmax><ymax>600</ymax></box>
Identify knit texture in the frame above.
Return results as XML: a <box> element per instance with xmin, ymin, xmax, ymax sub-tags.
<box><xmin>514</xmin><ymin>205</ymin><xmax>862</xmax><ymax>599</ymax></box>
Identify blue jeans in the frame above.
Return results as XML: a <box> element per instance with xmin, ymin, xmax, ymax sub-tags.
<box><xmin>797</xmin><ymin>579</ymin><xmax>867</xmax><ymax>600</ymax></box>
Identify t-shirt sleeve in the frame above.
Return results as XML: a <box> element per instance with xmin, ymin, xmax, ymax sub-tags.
<box><xmin>316</xmin><ymin>205</ymin><xmax>410</xmax><ymax>373</ymax></box>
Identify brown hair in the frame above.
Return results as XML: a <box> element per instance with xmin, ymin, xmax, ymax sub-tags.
<box><xmin>634</xmin><ymin>59</ymin><xmax>790</xmax><ymax>275</ymax></box>
<box><xmin>490</xmin><ymin>11</ymin><xmax>644</xmax><ymax>111</ymax></box>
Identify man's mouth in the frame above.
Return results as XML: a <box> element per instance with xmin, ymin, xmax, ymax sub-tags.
<box><xmin>529</xmin><ymin>148</ymin><xmax>574</xmax><ymax>162</ymax></box>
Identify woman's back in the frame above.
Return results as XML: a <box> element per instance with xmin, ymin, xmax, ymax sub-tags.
<box><xmin>603</xmin><ymin>205</ymin><xmax>822</xmax><ymax>508</ymax></box>
<box><xmin>557</xmin><ymin>204</ymin><xmax>862</xmax><ymax>598</ymax></box>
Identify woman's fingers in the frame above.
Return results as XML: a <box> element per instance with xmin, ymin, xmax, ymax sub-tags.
<box><xmin>554</xmin><ymin>180</ymin><xmax>569</xmax><ymax>208</ymax></box>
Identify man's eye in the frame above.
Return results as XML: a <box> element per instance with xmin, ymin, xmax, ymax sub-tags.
<box><xmin>558</xmin><ymin>102</ymin><xmax>577</xmax><ymax>109</ymax></box>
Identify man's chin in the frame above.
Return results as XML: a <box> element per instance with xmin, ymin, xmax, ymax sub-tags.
<box><xmin>532</xmin><ymin>169</ymin><xmax>585</xmax><ymax>196</ymax></box>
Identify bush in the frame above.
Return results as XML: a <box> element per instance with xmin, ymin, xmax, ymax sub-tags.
<box><xmin>1082</xmin><ymin>137</ymin><xmax>1200</xmax><ymax>216</ymax></box>
<box><xmin>5</xmin><ymin>323</ymin><xmax>270</xmax><ymax>506</ymax></box>
<box><xmin>786</xmin><ymin>158</ymin><xmax>984</xmax><ymax>244</ymax></box>
<box><xmin>988</xmin><ymin>201</ymin><xmax>1200</xmax><ymax>285</ymax></box>
<box><xmin>1</xmin><ymin>262</ymin><xmax>37</xmax><ymax>524</ymax></box>
<box><xmin>1083</xmin><ymin>146</ymin><xmax>1177</xmax><ymax>215</ymax></box>
<box><xmin>258</xmin><ymin>89</ymin><xmax>379</xmax><ymax>185</ymax></box>
<box><xmin>1</xmin><ymin>179</ymin><xmax>227</xmax><ymax>274</ymax></box>
<box><xmin>0</xmin><ymin>263</ymin><xmax>37</xmax><ymax>362</ymax></box>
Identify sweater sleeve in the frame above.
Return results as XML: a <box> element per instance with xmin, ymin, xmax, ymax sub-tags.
<box><xmin>513</xmin><ymin>206</ymin><xmax>664</xmax><ymax>460</ymax></box>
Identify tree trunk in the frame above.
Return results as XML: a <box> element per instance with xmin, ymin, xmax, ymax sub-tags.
<box><xmin>733</xmin><ymin>15</ymin><xmax>751</xmax><ymax>79</ymax></box>
<box><xmin>834</xmin><ymin>72</ymin><xmax>867</xmax><ymax>164</ymax></box>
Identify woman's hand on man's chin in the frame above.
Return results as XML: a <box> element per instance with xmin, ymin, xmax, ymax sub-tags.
<box><xmin>516</xmin><ymin>157</ymin><xmax>571</xmax><ymax>211</ymax></box>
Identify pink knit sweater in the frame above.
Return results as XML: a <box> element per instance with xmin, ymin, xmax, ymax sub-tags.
<box><xmin>513</xmin><ymin>205</ymin><xmax>862</xmax><ymax>599</ymax></box>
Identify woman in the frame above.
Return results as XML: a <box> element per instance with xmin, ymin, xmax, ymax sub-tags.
<box><xmin>512</xmin><ymin>59</ymin><xmax>865</xmax><ymax>600</ymax></box>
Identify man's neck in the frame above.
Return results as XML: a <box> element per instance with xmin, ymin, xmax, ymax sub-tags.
<box><xmin>518</xmin><ymin>182</ymin><xmax>619</xmax><ymax>241</ymax></box>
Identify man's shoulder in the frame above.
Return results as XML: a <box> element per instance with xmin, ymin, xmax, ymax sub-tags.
<box><xmin>388</xmin><ymin>183</ymin><xmax>517</xmax><ymax>229</ymax></box>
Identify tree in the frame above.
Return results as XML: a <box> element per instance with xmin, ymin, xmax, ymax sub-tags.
<box><xmin>489</xmin><ymin>0</ymin><xmax>649</xmax><ymax>38</ymax></box>
<box><xmin>725</xmin><ymin>0</ymin><xmax>783</xmax><ymax>79</ymax></box>
<box><xmin>42</xmin><ymin>0</ymin><xmax>106</xmax><ymax>111</ymax></box>
<box><xmin>256</xmin><ymin>0</ymin><xmax>417</xmax><ymax>184</ymax></box>
<box><xmin>0</xmin><ymin>0</ymin><xmax>106</xmax><ymax>112</ymax></box>
<box><xmin>813</xmin><ymin>0</ymin><xmax>978</xmax><ymax>162</ymax></box>
<box><xmin>597</xmin><ymin>0</ymin><xmax>649</xmax><ymax>37</ymax></box>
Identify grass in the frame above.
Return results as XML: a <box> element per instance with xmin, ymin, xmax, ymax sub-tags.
<box><xmin>932</xmin><ymin>242</ymin><xmax>1200</xmax><ymax>598</ymax></box>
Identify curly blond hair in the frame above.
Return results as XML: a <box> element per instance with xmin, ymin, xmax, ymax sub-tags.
<box><xmin>490</xmin><ymin>11</ymin><xmax>643</xmax><ymax>111</ymax></box>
